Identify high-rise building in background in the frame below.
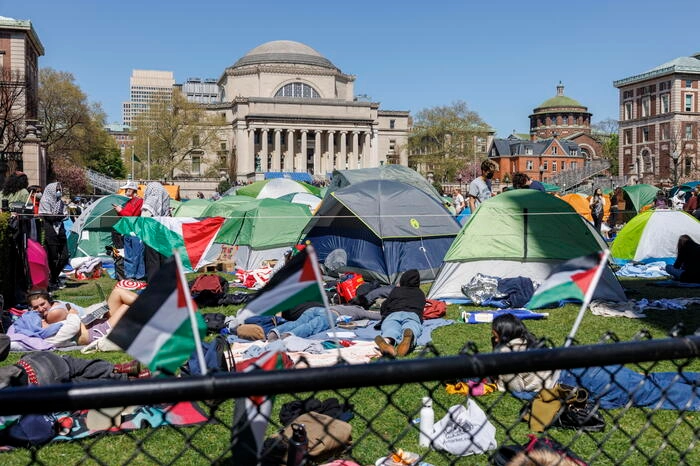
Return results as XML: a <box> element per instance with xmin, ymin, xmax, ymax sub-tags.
<box><xmin>177</xmin><ymin>77</ymin><xmax>219</xmax><ymax>104</ymax></box>
<box><xmin>122</xmin><ymin>69</ymin><xmax>174</xmax><ymax>126</ymax></box>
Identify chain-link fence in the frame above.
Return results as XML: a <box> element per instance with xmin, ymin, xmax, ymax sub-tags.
<box><xmin>0</xmin><ymin>332</ymin><xmax>698</xmax><ymax>465</ymax></box>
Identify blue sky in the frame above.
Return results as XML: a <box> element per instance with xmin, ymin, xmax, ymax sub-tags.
<box><xmin>3</xmin><ymin>0</ymin><xmax>699</xmax><ymax>136</ymax></box>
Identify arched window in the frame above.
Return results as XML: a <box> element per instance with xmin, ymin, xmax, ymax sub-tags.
<box><xmin>275</xmin><ymin>82</ymin><xmax>320</xmax><ymax>98</ymax></box>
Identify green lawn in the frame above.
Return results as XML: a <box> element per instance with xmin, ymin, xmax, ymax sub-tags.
<box><xmin>2</xmin><ymin>275</ymin><xmax>699</xmax><ymax>465</ymax></box>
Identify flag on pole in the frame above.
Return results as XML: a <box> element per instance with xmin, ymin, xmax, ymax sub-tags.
<box><xmin>230</xmin><ymin>350</ymin><xmax>291</xmax><ymax>464</ymax></box>
<box><xmin>525</xmin><ymin>253</ymin><xmax>603</xmax><ymax>310</ymax></box>
<box><xmin>236</xmin><ymin>246</ymin><xmax>326</xmax><ymax>321</ymax></box>
<box><xmin>107</xmin><ymin>257</ymin><xmax>206</xmax><ymax>374</ymax></box>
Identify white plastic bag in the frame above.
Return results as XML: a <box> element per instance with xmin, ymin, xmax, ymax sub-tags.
<box><xmin>432</xmin><ymin>400</ymin><xmax>497</xmax><ymax>456</ymax></box>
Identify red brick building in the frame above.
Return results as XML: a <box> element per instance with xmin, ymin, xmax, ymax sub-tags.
<box><xmin>614</xmin><ymin>53</ymin><xmax>700</xmax><ymax>185</ymax></box>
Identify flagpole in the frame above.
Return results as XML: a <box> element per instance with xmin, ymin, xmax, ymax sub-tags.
<box><xmin>306</xmin><ymin>245</ymin><xmax>344</xmax><ymax>357</ymax></box>
<box><xmin>564</xmin><ymin>249</ymin><xmax>611</xmax><ymax>348</ymax></box>
<box><xmin>173</xmin><ymin>249</ymin><xmax>208</xmax><ymax>375</ymax></box>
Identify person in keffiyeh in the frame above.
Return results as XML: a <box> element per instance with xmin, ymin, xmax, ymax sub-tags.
<box><xmin>38</xmin><ymin>182</ymin><xmax>69</xmax><ymax>290</ymax></box>
<box><xmin>141</xmin><ymin>182</ymin><xmax>171</xmax><ymax>217</ymax></box>
<box><xmin>141</xmin><ymin>182</ymin><xmax>172</xmax><ymax>281</ymax></box>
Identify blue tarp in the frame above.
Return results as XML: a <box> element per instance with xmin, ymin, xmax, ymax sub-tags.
<box><xmin>264</xmin><ymin>172</ymin><xmax>314</xmax><ymax>183</ymax></box>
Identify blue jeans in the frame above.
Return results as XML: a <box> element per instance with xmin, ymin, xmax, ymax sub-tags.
<box><xmin>559</xmin><ymin>366</ymin><xmax>700</xmax><ymax>410</ymax></box>
<box><xmin>272</xmin><ymin>307</ymin><xmax>333</xmax><ymax>338</ymax></box>
<box><xmin>123</xmin><ymin>235</ymin><xmax>145</xmax><ymax>279</ymax></box>
<box><xmin>380</xmin><ymin>312</ymin><xmax>422</xmax><ymax>344</ymax></box>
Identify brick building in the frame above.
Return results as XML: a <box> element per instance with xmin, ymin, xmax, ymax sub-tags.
<box><xmin>613</xmin><ymin>53</ymin><xmax>700</xmax><ymax>185</ymax></box>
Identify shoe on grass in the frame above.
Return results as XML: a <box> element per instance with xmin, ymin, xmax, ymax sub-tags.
<box><xmin>396</xmin><ymin>329</ymin><xmax>414</xmax><ymax>357</ymax></box>
<box><xmin>374</xmin><ymin>335</ymin><xmax>396</xmax><ymax>358</ymax></box>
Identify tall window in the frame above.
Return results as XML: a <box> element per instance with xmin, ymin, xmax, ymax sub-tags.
<box><xmin>661</xmin><ymin>94</ymin><xmax>670</xmax><ymax>113</ymax></box>
<box><xmin>552</xmin><ymin>146</ymin><xmax>558</xmax><ymax>155</ymax></box>
<box><xmin>571</xmin><ymin>161</ymin><xmax>578</xmax><ymax>170</ymax></box>
<box><xmin>389</xmin><ymin>119</ymin><xmax>396</xmax><ymax>129</ymax></box>
<box><xmin>624</xmin><ymin>129</ymin><xmax>632</xmax><ymax>144</ymax></box>
<box><xmin>686</xmin><ymin>79</ymin><xmax>693</xmax><ymax>88</ymax></box>
<box><xmin>660</xmin><ymin>124</ymin><xmax>669</xmax><ymax>140</ymax></box>
<box><xmin>543</xmin><ymin>161</ymin><xmax>548</xmax><ymax>170</ymax></box>
<box><xmin>624</xmin><ymin>102</ymin><xmax>633</xmax><ymax>120</ymax></box>
<box><xmin>526</xmin><ymin>160</ymin><xmax>533</xmax><ymax>170</ymax></box>
<box><xmin>641</xmin><ymin>97</ymin><xmax>650</xmax><ymax>117</ymax></box>
<box><xmin>685</xmin><ymin>94</ymin><xmax>693</xmax><ymax>112</ymax></box>
<box><xmin>192</xmin><ymin>135</ymin><xmax>200</xmax><ymax>146</ymax></box>
<box><xmin>642</xmin><ymin>127</ymin><xmax>649</xmax><ymax>142</ymax></box>
<box><xmin>685</xmin><ymin>123</ymin><xmax>693</xmax><ymax>139</ymax></box>
<box><xmin>275</xmin><ymin>82</ymin><xmax>320</xmax><ymax>98</ymax></box>
<box><xmin>191</xmin><ymin>155</ymin><xmax>201</xmax><ymax>174</ymax></box>
<box><xmin>552</xmin><ymin>161</ymin><xmax>557</xmax><ymax>172</ymax></box>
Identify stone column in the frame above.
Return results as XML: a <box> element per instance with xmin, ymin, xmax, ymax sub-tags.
<box><xmin>260</xmin><ymin>129</ymin><xmax>268</xmax><ymax>172</ymax></box>
<box><xmin>235</xmin><ymin>123</ymin><xmax>251</xmax><ymax>176</ymax></box>
<box><xmin>314</xmin><ymin>131</ymin><xmax>321</xmax><ymax>175</ymax></box>
<box><xmin>350</xmin><ymin>131</ymin><xmax>359</xmax><ymax>169</ymax></box>
<box><xmin>370</xmin><ymin>126</ymin><xmax>379</xmax><ymax>167</ymax></box>
<box><xmin>248</xmin><ymin>128</ymin><xmax>257</xmax><ymax>172</ymax></box>
<box><xmin>273</xmin><ymin>129</ymin><xmax>282</xmax><ymax>171</ymax></box>
<box><xmin>300</xmin><ymin>130</ymin><xmax>308</xmax><ymax>172</ymax></box>
<box><xmin>22</xmin><ymin>125</ymin><xmax>44</xmax><ymax>187</ymax></box>
<box><xmin>361</xmin><ymin>131</ymin><xmax>370</xmax><ymax>168</ymax></box>
<box><xmin>327</xmin><ymin>131</ymin><xmax>335</xmax><ymax>173</ymax></box>
<box><xmin>339</xmin><ymin>131</ymin><xmax>347</xmax><ymax>170</ymax></box>
<box><xmin>285</xmin><ymin>129</ymin><xmax>295</xmax><ymax>172</ymax></box>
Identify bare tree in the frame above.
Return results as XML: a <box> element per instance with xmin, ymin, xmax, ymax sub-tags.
<box><xmin>0</xmin><ymin>66</ymin><xmax>27</xmax><ymax>155</ymax></box>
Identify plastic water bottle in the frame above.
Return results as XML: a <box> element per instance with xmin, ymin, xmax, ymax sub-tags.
<box><xmin>286</xmin><ymin>423</ymin><xmax>308</xmax><ymax>466</ymax></box>
<box><xmin>419</xmin><ymin>397</ymin><xmax>434</xmax><ymax>448</ymax></box>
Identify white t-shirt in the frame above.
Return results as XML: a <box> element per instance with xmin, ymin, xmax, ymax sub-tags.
<box><xmin>453</xmin><ymin>193</ymin><xmax>465</xmax><ymax>213</ymax></box>
<box><xmin>468</xmin><ymin>177</ymin><xmax>492</xmax><ymax>210</ymax></box>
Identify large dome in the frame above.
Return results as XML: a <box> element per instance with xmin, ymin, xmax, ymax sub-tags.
<box><xmin>231</xmin><ymin>40</ymin><xmax>337</xmax><ymax>70</ymax></box>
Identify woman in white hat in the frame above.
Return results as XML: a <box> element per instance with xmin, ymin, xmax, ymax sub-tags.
<box><xmin>113</xmin><ymin>181</ymin><xmax>145</xmax><ymax>280</ymax></box>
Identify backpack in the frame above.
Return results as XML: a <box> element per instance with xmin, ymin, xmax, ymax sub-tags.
<box><xmin>190</xmin><ymin>274</ymin><xmax>228</xmax><ymax>307</ymax></box>
<box><xmin>336</xmin><ymin>273</ymin><xmax>364</xmax><ymax>303</ymax></box>
<box><xmin>203</xmin><ymin>312</ymin><xmax>226</xmax><ymax>334</ymax></box>
<box><xmin>181</xmin><ymin>334</ymin><xmax>233</xmax><ymax>375</ymax></box>
<box><xmin>423</xmin><ymin>299</ymin><xmax>447</xmax><ymax>320</ymax></box>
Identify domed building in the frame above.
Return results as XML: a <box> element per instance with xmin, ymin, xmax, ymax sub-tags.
<box><xmin>208</xmin><ymin>40</ymin><xmax>410</xmax><ymax>182</ymax></box>
<box><xmin>529</xmin><ymin>82</ymin><xmax>600</xmax><ymax>161</ymax></box>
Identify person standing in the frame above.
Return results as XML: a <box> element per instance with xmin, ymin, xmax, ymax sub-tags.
<box><xmin>608</xmin><ymin>188</ymin><xmax>620</xmax><ymax>227</ymax></box>
<box><xmin>452</xmin><ymin>188</ymin><xmax>465</xmax><ymax>215</ymax></box>
<box><xmin>589</xmin><ymin>187</ymin><xmax>604</xmax><ymax>233</ymax></box>
<box><xmin>468</xmin><ymin>160</ymin><xmax>496</xmax><ymax>213</ymax></box>
<box><xmin>141</xmin><ymin>182</ymin><xmax>172</xmax><ymax>282</ymax></box>
<box><xmin>38</xmin><ymin>181</ymin><xmax>69</xmax><ymax>291</ymax></box>
<box><xmin>114</xmin><ymin>181</ymin><xmax>145</xmax><ymax>280</ymax></box>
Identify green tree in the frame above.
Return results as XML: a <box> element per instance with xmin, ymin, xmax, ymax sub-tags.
<box><xmin>408</xmin><ymin>100</ymin><xmax>491</xmax><ymax>183</ymax></box>
<box><xmin>131</xmin><ymin>90</ymin><xmax>226</xmax><ymax>179</ymax></box>
<box><xmin>592</xmin><ymin>118</ymin><xmax>619</xmax><ymax>176</ymax></box>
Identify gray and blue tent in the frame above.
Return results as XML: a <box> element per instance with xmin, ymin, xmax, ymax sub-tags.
<box><xmin>302</xmin><ymin>179</ymin><xmax>461</xmax><ymax>284</ymax></box>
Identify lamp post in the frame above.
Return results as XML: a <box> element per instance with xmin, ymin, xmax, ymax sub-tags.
<box><xmin>539</xmin><ymin>164</ymin><xmax>544</xmax><ymax>182</ymax></box>
<box><xmin>671</xmin><ymin>150</ymin><xmax>680</xmax><ymax>186</ymax></box>
<box><xmin>610</xmin><ymin>176</ymin><xmax>613</xmax><ymax>190</ymax></box>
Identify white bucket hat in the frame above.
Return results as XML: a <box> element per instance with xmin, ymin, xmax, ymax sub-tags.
<box><xmin>120</xmin><ymin>181</ymin><xmax>138</xmax><ymax>191</ymax></box>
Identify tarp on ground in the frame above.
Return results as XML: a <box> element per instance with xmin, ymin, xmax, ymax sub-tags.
<box><xmin>302</xmin><ymin>179</ymin><xmax>461</xmax><ymax>284</ymax></box>
<box><xmin>68</xmin><ymin>194</ymin><xmax>127</xmax><ymax>258</ymax></box>
<box><xmin>610</xmin><ymin>209</ymin><xmax>700</xmax><ymax>263</ymax></box>
<box><xmin>328</xmin><ymin>165</ymin><xmax>443</xmax><ymax>205</ymax></box>
<box><xmin>428</xmin><ymin>189</ymin><xmax>626</xmax><ymax>302</ymax></box>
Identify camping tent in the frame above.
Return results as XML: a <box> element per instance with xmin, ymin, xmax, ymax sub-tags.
<box><xmin>559</xmin><ymin>193</ymin><xmax>610</xmax><ymax>222</ymax></box>
<box><xmin>173</xmin><ymin>198</ymin><xmax>212</xmax><ymax>217</ymax></box>
<box><xmin>200</xmin><ymin>196</ymin><xmax>258</xmax><ymax>218</ymax></box>
<box><xmin>670</xmin><ymin>181</ymin><xmax>700</xmax><ymax>202</ymax></box>
<box><xmin>328</xmin><ymin>165</ymin><xmax>443</xmax><ymax>204</ymax></box>
<box><xmin>621</xmin><ymin>184</ymin><xmax>658</xmax><ymax>213</ymax></box>
<box><xmin>214</xmin><ymin>198</ymin><xmax>312</xmax><ymax>270</ymax></box>
<box><xmin>428</xmin><ymin>190</ymin><xmax>626</xmax><ymax>302</ymax></box>
<box><xmin>610</xmin><ymin>210</ymin><xmax>700</xmax><ymax>263</ymax></box>
<box><xmin>302</xmin><ymin>179</ymin><xmax>461</xmax><ymax>284</ymax></box>
<box><xmin>276</xmin><ymin>192</ymin><xmax>323</xmax><ymax>212</ymax></box>
<box><xmin>68</xmin><ymin>194</ymin><xmax>128</xmax><ymax>258</ymax></box>
<box><xmin>226</xmin><ymin>178</ymin><xmax>321</xmax><ymax>198</ymax></box>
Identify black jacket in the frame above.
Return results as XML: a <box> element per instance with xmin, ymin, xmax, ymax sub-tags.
<box><xmin>378</xmin><ymin>269</ymin><xmax>425</xmax><ymax>323</ymax></box>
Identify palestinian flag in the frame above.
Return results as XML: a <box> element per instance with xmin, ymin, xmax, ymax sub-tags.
<box><xmin>526</xmin><ymin>253</ymin><xmax>603</xmax><ymax>310</ymax></box>
<box><xmin>107</xmin><ymin>257</ymin><xmax>206</xmax><ymax>373</ymax></box>
<box><xmin>236</xmin><ymin>246</ymin><xmax>325</xmax><ymax>321</ymax></box>
<box><xmin>114</xmin><ymin>216</ymin><xmax>226</xmax><ymax>271</ymax></box>
<box><xmin>230</xmin><ymin>351</ymin><xmax>290</xmax><ymax>464</ymax></box>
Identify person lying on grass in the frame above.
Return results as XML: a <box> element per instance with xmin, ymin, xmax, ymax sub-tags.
<box><xmin>25</xmin><ymin>287</ymin><xmax>137</xmax><ymax>346</ymax></box>
<box><xmin>491</xmin><ymin>314</ymin><xmax>700</xmax><ymax>410</ymax></box>
<box><xmin>374</xmin><ymin>269</ymin><xmax>425</xmax><ymax>358</ymax></box>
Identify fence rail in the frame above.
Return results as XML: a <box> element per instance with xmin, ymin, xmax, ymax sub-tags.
<box><xmin>1</xmin><ymin>334</ymin><xmax>699</xmax><ymax>465</ymax></box>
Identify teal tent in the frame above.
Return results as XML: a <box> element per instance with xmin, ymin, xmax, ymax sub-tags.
<box><xmin>68</xmin><ymin>194</ymin><xmax>128</xmax><ymax>258</ymax></box>
<box><xmin>173</xmin><ymin>198</ymin><xmax>212</xmax><ymax>217</ymax></box>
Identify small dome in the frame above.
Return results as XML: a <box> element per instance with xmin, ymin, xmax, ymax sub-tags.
<box><xmin>231</xmin><ymin>40</ymin><xmax>337</xmax><ymax>70</ymax></box>
<box><xmin>534</xmin><ymin>83</ymin><xmax>586</xmax><ymax>112</ymax></box>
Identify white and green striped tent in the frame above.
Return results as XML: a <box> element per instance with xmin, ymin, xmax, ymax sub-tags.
<box><xmin>611</xmin><ymin>209</ymin><xmax>700</xmax><ymax>263</ymax></box>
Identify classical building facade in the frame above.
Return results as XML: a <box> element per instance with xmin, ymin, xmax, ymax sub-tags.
<box><xmin>206</xmin><ymin>41</ymin><xmax>410</xmax><ymax>182</ymax></box>
<box><xmin>0</xmin><ymin>16</ymin><xmax>45</xmax><ymax>186</ymax></box>
<box><xmin>614</xmin><ymin>54</ymin><xmax>700</xmax><ymax>185</ymax></box>
<box><xmin>122</xmin><ymin>70</ymin><xmax>174</xmax><ymax>127</ymax></box>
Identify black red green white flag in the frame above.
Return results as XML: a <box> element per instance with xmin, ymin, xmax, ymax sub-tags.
<box><xmin>526</xmin><ymin>253</ymin><xmax>603</xmax><ymax>310</ymax></box>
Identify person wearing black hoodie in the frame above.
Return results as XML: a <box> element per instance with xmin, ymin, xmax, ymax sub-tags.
<box><xmin>374</xmin><ymin>269</ymin><xmax>425</xmax><ymax>358</ymax></box>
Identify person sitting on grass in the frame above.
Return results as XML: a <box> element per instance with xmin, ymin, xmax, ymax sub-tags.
<box><xmin>266</xmin><ymin>304</ymin><xmax>380</xmax><ymax>341</ymax></box>
<box><xmin>374</xmin><ymin>269</ymin><xmax>425</xmax><ymax>358</ymax></box>
<box><xmin>25</xmin><ymin>287</ymin><xmax>137</xmax><ymax>346</ymax></box>
<box><xmin>491</xmin><ymin>314</ymin><xmax>700</xmax><ymax>410</ymax></box>
<box><xmin>665</xmin><ymin>234</ymin><xmax>700</xmax><ymax>284</ymax></box>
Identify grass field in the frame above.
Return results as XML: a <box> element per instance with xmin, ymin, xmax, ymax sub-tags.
<box><xmin>2</xmin><ymin>275</ymin><xmax>700</xmax><ymax>465</ymax></box>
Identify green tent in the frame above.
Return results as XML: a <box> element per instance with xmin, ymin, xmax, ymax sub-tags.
<box><xmin>621</xmin><ymin>184</ymin><xmax>659</xmax><ymax>212</ymax></box>
<box><xmin>173</xmin><ymin>198</ymin><xmax>212</xmax><ymax>217</ymax></box>
<box><xmin>215</xmin><ymin>198</ymin><xmax>311</xmax><ymax>270</ymax></box>
<box><xmin>428</xmin><ymin>189</ymin><xmax>626</xmax><ymax>302</ymax></box>
<box><xmin>200</xmin><ymin>196</ymin><xmax>257</xmax><ymax>218</ymax></box>
<box><xmin>68</xmin><ymin>194</ymin><xmax>128</xmax><ymax>258</ymax></box>
<box><xmin>540</xmin><ymin>182</ymin><xmax>561</xmax><ymax>192</ymax></box>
